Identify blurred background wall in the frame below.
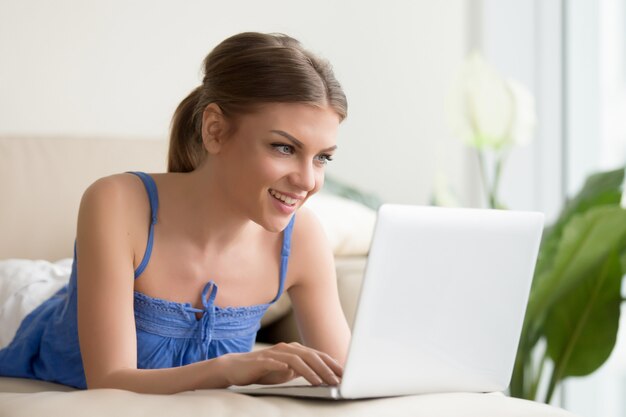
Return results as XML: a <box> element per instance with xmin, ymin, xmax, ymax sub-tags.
<box><xmin>1</xmin><ymin>1</ymin><xmax>625</xmax><ymax>415</ymax></box>
<box><xmin>0</xmin><ymin>0</ymin><xmax>470</xmax><ymax>208</ymax></box>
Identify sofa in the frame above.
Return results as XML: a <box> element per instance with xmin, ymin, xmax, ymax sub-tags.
<box><xmin>0</xmin><ymin>136</ymin><xmax>577</xmax><ymax>416</ymax></box>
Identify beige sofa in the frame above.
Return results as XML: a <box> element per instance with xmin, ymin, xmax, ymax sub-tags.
<box><xmin>0</xmin><ymin>137</ymin><xmax>577</xmax><ymax>416</ymax></box>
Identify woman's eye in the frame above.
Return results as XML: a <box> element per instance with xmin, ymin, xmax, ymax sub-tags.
<box><xmin>316</xmin><ymin>154</ymin><xmax>334</xmax><ymax>165</ymax></box>
<box><xmin>272</xmin><ymin>144</ymin><xmax>294</xmax><ymax>155</ymax></box>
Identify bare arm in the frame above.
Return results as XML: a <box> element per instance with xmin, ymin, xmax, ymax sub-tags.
<box><xmin>287</xmin><ymin>208</ymin><xmax>352</xmax><ymax>366</ymax></box>
<box><xmin>76</xmin><ymin>176</ymin><xmax>341</xmax><ymax>394</ymax></box>
<box><xmin>76</xmin><ymin>175</ymin><xmax>230</xmax><ymax>393</ymax></box>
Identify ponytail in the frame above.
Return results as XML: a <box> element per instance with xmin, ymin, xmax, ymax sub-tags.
<box><xmin>168</xmin><ymin>86</ymin><xmax>204</xmax><ymax>173</ymax></box>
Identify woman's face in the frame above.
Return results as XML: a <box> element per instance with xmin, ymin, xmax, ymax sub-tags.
<box><xmin>212</xmin><ymin>102</ymin><xmax>341</xmax><ymax>232</ymax></box>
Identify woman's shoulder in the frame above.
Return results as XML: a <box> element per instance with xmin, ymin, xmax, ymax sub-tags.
<box><xmin>80</xmin><ymin>172</ymin><xmax>156</xmax><ymax>213</ymax></box>
<box><xmin>83</xmin><ymin>172</ymin><xmax>149</xmax><ymax>199</ymax></box>
<box><xmin>288</xmin><ymin>206</ymin><xmax>334</xmax><ymax>276</ymax></box>
<box><xmin>291</xmin><ymin>206</ymin><xmax>324</xmax><ymax>240</ymax></box>
<box><xmin>76</xmin><ymin>173</ymin><xmax>158</xmax><ymax>272</ymax></box>
<box><xmin>78</xmin><ymin>173</ymin><xmax>155</xmax><ymax>233</ymax></box>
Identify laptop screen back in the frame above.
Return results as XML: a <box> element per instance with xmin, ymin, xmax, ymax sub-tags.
<box><xmin>340</xmin><ymin>205</ymin><xmax>544</xmax><ymax>399</ymax></box>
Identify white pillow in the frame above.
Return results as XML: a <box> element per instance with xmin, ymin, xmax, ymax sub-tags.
<box><xmin>0</xmin><ymin>258</ymin><xmax>72</xmax><ymax>348</ymax></box>
<box><xmin>304</xmin><ymin>193</ymin><xmax>376</xmax><ymax>257</ymax></box>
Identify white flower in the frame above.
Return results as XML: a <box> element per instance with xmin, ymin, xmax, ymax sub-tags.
<box><xmin>448</xmin><ymin>51</ymin><xmax>537</xmax><ymax>150</ymax></box>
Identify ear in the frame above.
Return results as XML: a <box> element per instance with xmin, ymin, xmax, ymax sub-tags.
<box><xmin>201</xmin><ymin>103</ymin><xmax>226</xmax><ymax>154</ymax></box>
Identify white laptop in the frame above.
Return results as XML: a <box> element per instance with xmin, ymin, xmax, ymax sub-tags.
<box><xmin>230</xmin><ymin>204</ymin><xmax>544</xmax><ymax>399</ymax></box>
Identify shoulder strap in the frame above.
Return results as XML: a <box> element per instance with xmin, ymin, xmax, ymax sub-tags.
<box><xmin>271</xmin><ymin>215</ymin><xmax>296</xmax><ymax>303</ymax></box>
<box><xmin>126</xmin><ymin>171</ymin><xmax>159</xmax><ymax>279</ymax></box>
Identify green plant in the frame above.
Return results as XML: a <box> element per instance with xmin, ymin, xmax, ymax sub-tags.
<box><xmin>509</xmin><ymin>167</ymin><xmax>626</xmax><ymax>403</ymax></box>
<box><xmin>447</xmin><ymin>51</ymin><xmax>626</xmax><ymax>403</ymax></box>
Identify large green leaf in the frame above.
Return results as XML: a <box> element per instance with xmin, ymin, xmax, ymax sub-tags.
<box><xmin>560</xmin><ymin>167</ymin><xmax>624</xmax><ymax>219</ymax></box>
<box><xmin>511</xmin><ymin>167</ymin><xmax>625</xmax><ymax>401</ymax></box>
<box><xmin>533</xmin><ymin>167</ymin><xmax>624</xmax><ymax>287</ymax></box>
<box><xmin>525</xmin><ymin>206</ymin><xmax>626</xmax><ymax>331</ymax></box>
<box><xmin>545</xmin><ymin>249</ymin><xmax>622</xmax><ymax>378</ymax></box>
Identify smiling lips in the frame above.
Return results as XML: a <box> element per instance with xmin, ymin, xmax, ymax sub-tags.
<box><xmin>269</xmin><ymin>188</ymin><xmax>301</xmax><ymax>207</ymax></box>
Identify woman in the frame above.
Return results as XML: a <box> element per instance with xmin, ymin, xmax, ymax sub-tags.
<box><xmin>0</xmin><ymin>32</ymin><xmax>351</xmax><ymax>394</ymax></box>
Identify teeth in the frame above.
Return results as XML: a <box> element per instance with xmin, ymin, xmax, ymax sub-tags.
<box><xmin>270</xmin><ymin>189</ymin><xmax>297</xmax><ymax>206</ymax></box>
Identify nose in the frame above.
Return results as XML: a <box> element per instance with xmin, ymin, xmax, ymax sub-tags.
<box><xmin>290</xmin><ymin>160</ymin><xmax>317</xmax><ymax>192</ymax></box>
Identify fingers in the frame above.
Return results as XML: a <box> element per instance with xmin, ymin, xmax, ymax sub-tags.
<box><xmin>308</xmin><ymin>348</ymin><xmax>344</xmax><ymax>378</ymax></box>
<box><xmin>254</xmin><ymin>359</ymin><xmax>297</xmax><ymax>385</ymax></box>
<box><xmin>268</xmin><ymin>343</ymin><xmax>342</xmax><ymax>386</ymax></box>
<box><xmin>286</xmin><ymin>343</ymin><xmax>344</xmax><ymax>378</ymax></box>
<box><xmin>223</xmin><ymin>344</ymin><xmax>344</xmax><ymax>387</ymax></box>
<box><xmin>260</xmin><ymin>358</ymin><xmax>291</xmax><ymax>373</ymax></box>
<box><xmin>256</xmin><ymin>368</ymin><xmax>298</xmax><ymax>385</ymax></box>
<box><xmin>223</xmin><ymin>353</ymin><xmax>291</xmax><ymax>386</ymax></box>
<box><xmin>267</xmin><ymin>351</ymin><xmax>326</xmax><ymax>385</ymax></box>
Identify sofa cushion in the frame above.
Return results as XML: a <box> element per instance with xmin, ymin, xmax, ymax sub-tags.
<box><xmin>0</xmin><ymin>376</ymin><xmax>578</xmax><ymax>417</ymax></box>
<box><xmin>305</xmin><ymin>193</ymin><xmax>376</xmax><ymax>257</ymax></box>
<box><xmin>0</xmin><ymin>137</ymin><xmax>169</xmax><ymax>261</ymax></box>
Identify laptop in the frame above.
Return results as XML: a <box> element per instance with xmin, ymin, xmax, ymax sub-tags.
<box><xmin>230</xmin><ymin>204</ymin><xmax>544</xmax><ymax>399</ymax></box>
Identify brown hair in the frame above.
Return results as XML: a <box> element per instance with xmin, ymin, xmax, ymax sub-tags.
<box><xmin>168</xmin><ymin>32</ymin><xmax>348</xmax><ymax>172</ymax></box>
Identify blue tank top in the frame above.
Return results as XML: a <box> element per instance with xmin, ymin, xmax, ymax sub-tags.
<box><xmin>0</xmin><ymin>171</ymin><xmax>294</xmax><ymax>388</ymax></box>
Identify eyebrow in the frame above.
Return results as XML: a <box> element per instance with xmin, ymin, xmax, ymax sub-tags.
<box><xmin>270</xmin><ymin>130</ymin><xmax>337</xmax><ymax>153</ymax></box>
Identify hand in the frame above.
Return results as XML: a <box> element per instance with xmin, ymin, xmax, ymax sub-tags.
<box><xmin>219</xmin><ymin>342</ymin><xmax>343</xmax><ymax>387</ymax></box>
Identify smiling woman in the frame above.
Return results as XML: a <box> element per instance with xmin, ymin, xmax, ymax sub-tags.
<box><xmin>196</xmin><ymin>102</ymin><xmax>341</xmax><ymax>233</ymax></box>
<box><xmin>0</xmin><ymin>32</ymin><xmax>351</xmax><ymax>394</ymax></box>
